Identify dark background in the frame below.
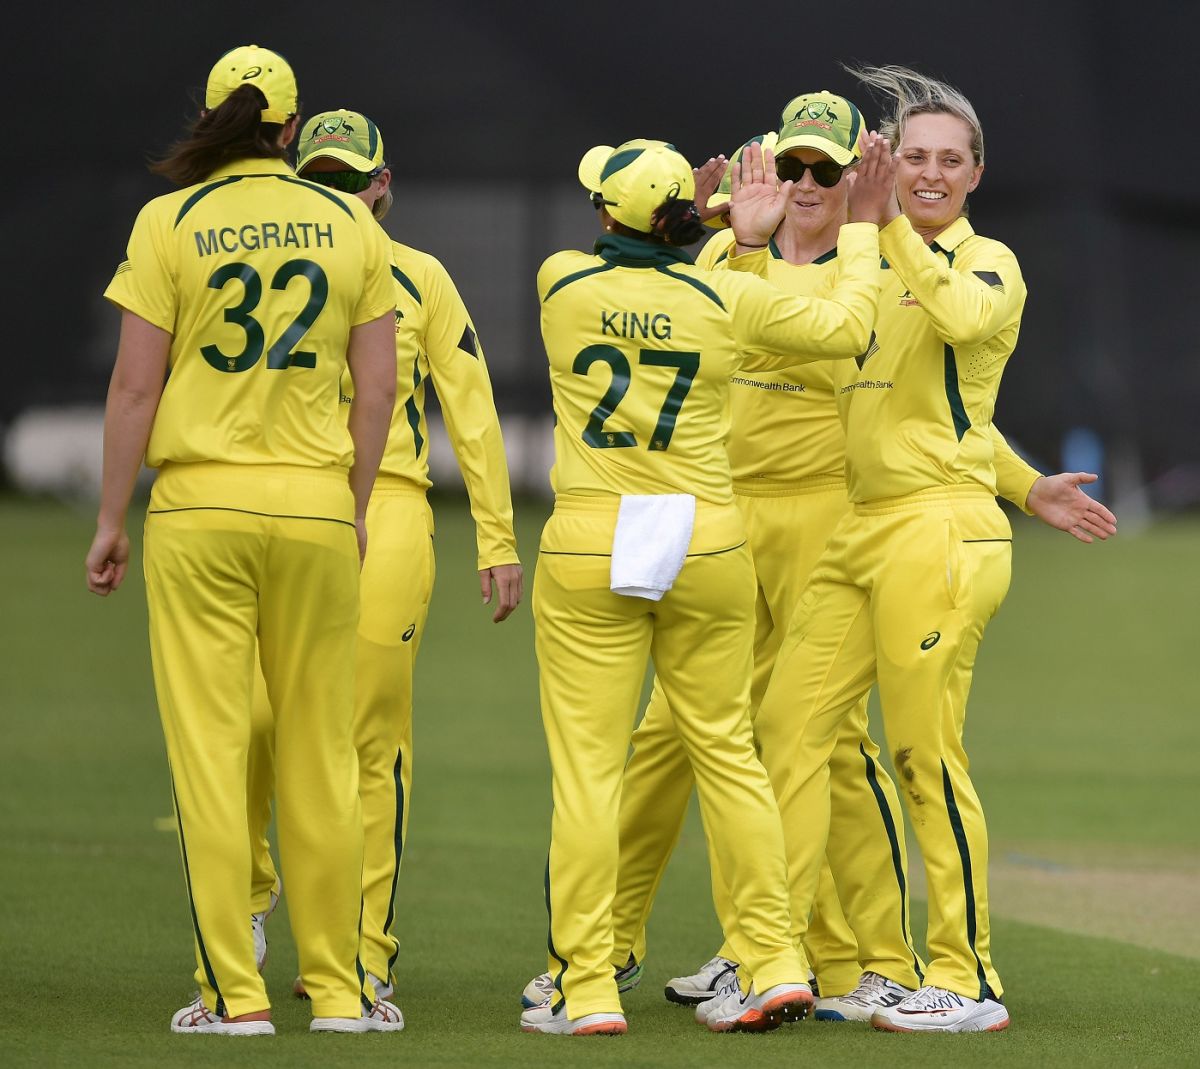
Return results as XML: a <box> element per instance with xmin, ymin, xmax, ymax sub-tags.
<box><xmin>11</xmin><ymin>1</ymin><xmax>1199</xmax><ymax>501</ymax></box>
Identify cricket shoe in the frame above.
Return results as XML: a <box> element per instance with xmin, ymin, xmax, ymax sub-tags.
<box><xmin>814</xmin><ymin>970</ymin><xmax>916</xmax><ymax>1022</ymax></box>
<box><xmin>664</xmin><ymin>954</ymin><xmax>740</xmax><ymax>1005</ymax></box>
<box><xmin>870</xmin><ymin>984</ymin><xmax>1009</xmax><ymax>1032</ymax></box>
<box><xmin>170</xmin><ymin>995</ymin><xmax>274</xmax><ymax>1036</ymax></box>
<box><xmin>251</xmin><ymin>879</ymin><xmax>281</xmax><ymax>972</ymax></box>
<box><xmin>701</xmin><ymin>981</ymin><xmax>814</xmax><ymax>1033</ymax></box>
<box><xmin>294</xmin><ymin>972</ymin><xmax>393</xmax><ymax>1002</ymax></box>
<box><xmin>520</xmin><ymin>1001</ymin><xmax>627</xmax><ymax>1035</ymax></box>
<box><xmin>694</xmin><ymin>972</ymin><xmax>741</xmax><ymax>1025</ymax></box>
<box><xmin>310</xmin><ymin>998</ymin><xmax>405</xmax><ymax>1033</ymax></box>
<box><xmin>520</xmin><ymin>954</ymin><xmax>643</xmax><ymax>1009</ymax></box>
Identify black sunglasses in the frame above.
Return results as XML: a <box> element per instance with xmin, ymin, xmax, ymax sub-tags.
<box><xmin>305</xmin><ymin>167</ymin><xmax>384</xmax><ymax>194</ymax></box>
<box><xmin>775</xmin><ymin>157</ymin><xmax>847</xmax><ymax>188</ymax></box>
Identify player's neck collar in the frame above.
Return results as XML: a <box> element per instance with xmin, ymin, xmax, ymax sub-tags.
<box><xmin>594</xmin><ymin>234</ymin><xmax>694</xmax><ymax>269</ymax></box>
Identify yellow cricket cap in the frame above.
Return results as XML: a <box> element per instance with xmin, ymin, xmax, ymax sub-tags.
<box><xmin>578</xmin><ymin>139</ymin><xmax>695</xmax><ymax>233</ymax></box>
<box><xmin>775</xmin><ymin>91</ymin><xmax>864</xmax><ymax>166</ymax></box>
<box><xmin>296</xmin><ymin>110</ymin><xmax>386</xmax><ymax>173</ymax></box>
<box><xmin>205</xmin><ymin>45</ymin><xmax>298</xmax><ymax>125</ymax></box>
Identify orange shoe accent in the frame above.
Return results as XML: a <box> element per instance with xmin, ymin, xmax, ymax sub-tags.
<box><xmin>574</xmin><ymin>1019</ymin><xmax>628</xmax><ymax>1036</ymax></box>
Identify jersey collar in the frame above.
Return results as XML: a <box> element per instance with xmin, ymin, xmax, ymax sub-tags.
<box><xmin>928</xmin><ymin>216</ymin><xmax>974</xmax><ymax>254</ymax></box>
<box><xmin>204</xmin><ymin>157</ymin><xmax>296</xmax><ymax>181</ymax></box>
<box><xmin>595</xmin><ymin>233</ymin><xmax>694</xmax><ymax>268</ymax></box>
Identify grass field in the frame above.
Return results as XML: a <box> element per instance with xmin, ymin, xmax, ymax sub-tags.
<box><xmin>1</xmin><ymin>494</ymin><xmax>1198</xmax><ymax>1067</ymax></box>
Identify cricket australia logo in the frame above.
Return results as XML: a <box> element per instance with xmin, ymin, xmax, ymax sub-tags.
<box><xmin>793</xmin><ymin>100</ymin><xmax>836</xmax><ymax>131</ymax></box>
<box><xmin>310</xmin><ymin>116</ymin><xmax>354</xmax><ymax>145</ymax></box>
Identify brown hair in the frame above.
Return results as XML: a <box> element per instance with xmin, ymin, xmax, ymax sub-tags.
<box><xmin>151</xmin><ymin>85</ymin><xmax>291</xmax><ymax>186</ymax></box>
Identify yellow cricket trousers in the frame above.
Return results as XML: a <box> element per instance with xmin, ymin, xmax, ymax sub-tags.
<box><xmin>535</xmin><ymin>496</ymin><xmax>803</xmax><ymax>1017</ymax></box>
<box><xmin>612</xmin><ymin>481</ymin><xmax>923</xmax><ymax>995</ymax></box>
<box><xmin>143</xmin><ymin>499</ymin><xmax>369</xmax><ymax>1020</ymax></box>
<box><xmin>756</xmin><ymin>486</ymin><xmax>1012</xmax><ymax>1000</ymax></box>
<box><xmin>246</xmin><ymin>480</ymin><xmax>436</xmax><ymax>986</ymax></box>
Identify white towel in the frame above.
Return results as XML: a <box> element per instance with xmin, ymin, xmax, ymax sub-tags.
<box><xmin>610</xmin><ymin>494</ymin><xmax>696</xmax><ymax>601</ymax></box>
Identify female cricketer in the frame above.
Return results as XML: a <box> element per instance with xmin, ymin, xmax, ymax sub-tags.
<box><xmin>521</xmin><ymin>134</ymin><xmax>898</xmax><ymax>1036</ymax></box>
<box><xmin>243</xmin><ymin>108</ymin><xmax>523</xmax><ymax>1014</ymax></box>
<box><xmin>739</xmin><ymin>65</ymin><xmax>1108</xmax><ymax>1033</ymax></box>
<box><xmin>591</xmin><ymin>94</ymin><xmax>1117</xmax><ymax>1026</ymax></box>
<box><xmin>85</xmin><ymin>46</ymin><xmax>402</xmax><ymax>1034</ymax></box>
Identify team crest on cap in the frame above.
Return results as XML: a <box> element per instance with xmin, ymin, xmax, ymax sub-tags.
<box><xmin>320</xmin><ymin>116</ymin><xmax>354</xmax><ymax>134</ymax></box>
<box><xmin>791</xmin><ymin>100</ymin><xmax>838</xmax><ymax>132</ymax></box>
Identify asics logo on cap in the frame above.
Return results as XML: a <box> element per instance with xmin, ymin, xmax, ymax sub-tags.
<box><xmin>241</xmin><ymin>66</ymin><xmax>262</xmax><ymax>80</ymax></box>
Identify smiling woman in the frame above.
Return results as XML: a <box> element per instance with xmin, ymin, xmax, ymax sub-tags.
<box><xmin>742</xmin><ymin>64</ymin><xmax>1040</xmax><ymax>1035</ymax></box>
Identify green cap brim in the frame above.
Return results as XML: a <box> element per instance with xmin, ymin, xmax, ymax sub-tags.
<box><xmin>774</xmin><ymin>133</ymin><xmax>857</xmax><ymax>166</ymax></box>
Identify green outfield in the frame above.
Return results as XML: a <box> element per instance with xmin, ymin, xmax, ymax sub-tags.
<box><xmin>1</xmin><ymin>495</ymin><xmax>1197</xmax><ymax>1068</ymax></box>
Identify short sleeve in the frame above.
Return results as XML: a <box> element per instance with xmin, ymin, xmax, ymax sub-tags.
<box><xmin>103</xmin><ymin>201</ymin><xmax>176</xmax><ymax>332</ymax></box>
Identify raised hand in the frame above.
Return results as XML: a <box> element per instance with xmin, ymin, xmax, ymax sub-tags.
<box><xmin>729</xmin><ymin>141</ymin><xmax>792</xmax><ymax>249</ymax></box>
<box><xmin>1026</xmin><ymin>472</ymin><xmax>1118</xmax><ymax>543</ymax></box>
<box><xmin>846</xmin><ymin>132</ymin><xmax>898</xmax><ymax>227</ymax></box>
<box><xmin>692</xmin><ymin>155</ymin><xmax>730</xmax><ymax>224</ymax></box>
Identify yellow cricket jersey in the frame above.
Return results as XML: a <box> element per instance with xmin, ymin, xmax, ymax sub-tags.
<box><xmin>840</xmin><ymin>215</ymin><xmax>1026</xmax><ymax>504</ymax></box>
<box><xmin>697</xmin><ymin>230</ymin><xmax>845</xmax><ymax>488</ymax></box>
<box><xmin>707</xmin><ymin>224</ymin><xmax>1042</xmax><ymax>509</ymax></box>
<box><xmin>104</xmin><ymin>157</ymin><xmax>394</xmax><ymax>520</ymax></box>
<box><xmin>341</xmin><ymin>240</ymin><xmax>518</xmax><ymax>568</ymax></box>
<box><xmin>536</xmin><ymin>227</ymin><xmax>879</xmax><ymax>509</ymax></box>
<box><xmin>734</xmin><ymin>214</ymin><xmax>1027</xmax><ymax>507</ymax></box>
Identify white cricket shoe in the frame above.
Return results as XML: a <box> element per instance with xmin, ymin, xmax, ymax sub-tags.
<box><xmin>250</xmin><ymin>880</ymin><xmax>281</xmax><ymax>973</ymax></box>
<box><xmin>521</xmin><ymin>972</ymin><xmax>556</xmax><ymax>1009</ymax></box>
<box><xmin>870</xmin><ymin>984</ymin><xmax>1010</xmax><ymax>1032</ymax></box>
<box><xmin>519</xmin><ymin>1001</ymin><xmax>627</xmax><ymax>1035</ymax></box>
<box><xmin>814</xmin><ymin>970</ymin><xmax>916</xmax><ymax>1022</ymax></box>
<box><xmin>310</xmin><ymin>998</ymin><xmax>405</xmax><ymax>1033</ymax></box>
<box><xmin>520</xmin><ymin>955</ymin><xmax>643</xmax><ymax>1008</ymax></box>
<box><xmin>693</xmin><ymin>972</ymin><xmax>741</xmax><ymax>1025</ymax></box>
<box><xmin>665</xmin><ymin>954</ymin><xmax>740</xmax><ymax>1005</ymax></box>
<box><xmin>702</xmin><ymin>981</ymin><xmax>814</xmax><ymax>1033</ymax></box>
<box><xmin>170</xmin><ymin>995</ymin><xmax>274</xmax><ymax>1036</ymax></box>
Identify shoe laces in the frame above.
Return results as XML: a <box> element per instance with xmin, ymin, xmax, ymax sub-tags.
<box><xmin>903</xmin><ymin>985</ymin><xmax>965</xmax><ymax>1011</ymax></box>
<box><xmin>369</xmin><ymin>999</ymin><xmax>402</xmax><ymax>1023</ymax></box>
<box><xmin>704</xmin><ymin>955</ymin><xmax>739</xmax><ymax>982</ymax></box>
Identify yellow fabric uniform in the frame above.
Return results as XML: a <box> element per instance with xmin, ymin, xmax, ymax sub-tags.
<box><xmin>744</xmin><ymin>213</ymin><xmax>1028</xmax><ymax>1001</ymax></box>
<box><xmin>104</xmin><ymin>156</ymin><xmax>394</xmax><ymax>1019</ymax></box>
<box><xmin>611</xmin><ymin>231</ymin><xmax>920</xmax><ymax>997</ymax></box>
<box><xmin>535</xmin><ymin>226</ymin><xmax>880</xmax><ymax>1017</ymax></box>
<box><xmin>245</xmin><ymin>239</ymin><xmax>519</xmax><ymax>985</ymax></box>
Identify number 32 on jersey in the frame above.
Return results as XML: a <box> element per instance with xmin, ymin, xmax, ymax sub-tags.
<box><xmin>573</xmin><ymin>344</ymin><xmax>699</xmax><ymax>452</ymax></box>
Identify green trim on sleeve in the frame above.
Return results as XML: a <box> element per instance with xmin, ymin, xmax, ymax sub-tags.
<box><xmin>391</xmin><ymin>264</ymin><xmax>423</xmax><ymax>305</ymax></box>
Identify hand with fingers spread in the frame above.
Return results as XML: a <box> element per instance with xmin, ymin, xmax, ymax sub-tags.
<box><xmin>845</xmin><ymin>132</ymin><xmax>898</xmax><ymax>228</ymax></box>
<box><xmin>1025</xmin><ymin>472</ymin><xmax>1118</xmax><ymax>543</ymax></box>
<box><xmin>480</xmin><ymin>563</ymin><xmax>524</xmax><ymax>622</ymax></box>
<box><xmin>729</xmin><ymin>141</ymin><xmax>791</xmax><ymax>251</ymax></box>
<box><xmin>692</xmin><ymin>155</ymin><xmax>729</xmax><ymax>225</ymax></box>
